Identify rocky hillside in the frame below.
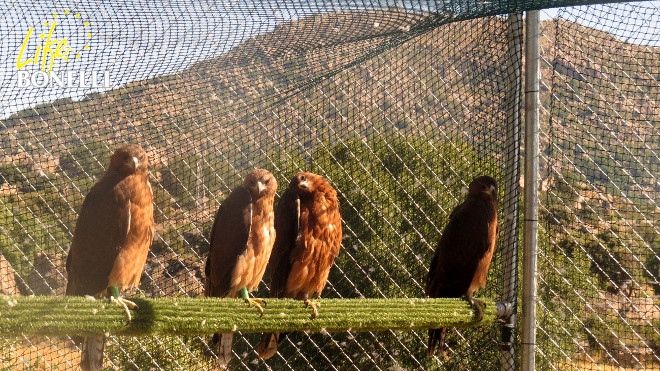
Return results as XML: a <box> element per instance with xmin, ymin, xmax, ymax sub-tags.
<box><xmin>2</xmin><ymin>11</ymin><xmax>656</xmax><ymax>192</ymax></box>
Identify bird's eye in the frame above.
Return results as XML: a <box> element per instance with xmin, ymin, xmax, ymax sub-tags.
<box><xmin>300</xmin><ymin>175</ymin><xmax>306</xmax><ymax>181</ymax></box>
<box><xmin>265</xmin><ymin>179</ymin><xmax>270</xmax><ymax>185</ymax></box>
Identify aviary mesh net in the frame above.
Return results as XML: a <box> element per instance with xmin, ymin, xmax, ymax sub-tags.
<box><xmin>539</xmin><ymin>2</ymin><xmax>659</xmax><ymax>370</ymax></box>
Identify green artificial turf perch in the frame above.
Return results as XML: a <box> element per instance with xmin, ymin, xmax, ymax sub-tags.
<box><xmin>0</xmin><ymin>296</ymin><xmax>497</xmax><ymax>337</ymax></box>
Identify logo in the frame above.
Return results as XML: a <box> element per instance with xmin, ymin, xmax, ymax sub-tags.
<box><xmin>15</xmin><ymin>10</ymin><xmax>109</xmax><ymax>88</ymax></box>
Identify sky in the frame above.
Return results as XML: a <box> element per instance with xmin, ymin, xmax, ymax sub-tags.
<box><xmin>540</xmin><ymin>2</ymin><xmax>659</xmax><ymax>46</ymax></box>
<box><xmin>0</xmin><ymin>0</ymin><xmax>657</xmax><ymax>119</ymax></box>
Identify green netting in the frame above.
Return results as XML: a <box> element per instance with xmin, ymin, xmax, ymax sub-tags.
<box><xmin>539</xmin><ymin>2</ymin><xmax>659</xmax><ymax>370</ymax></box>
<box><xmin>1</xmin><ymin>2</ymin><xmax>524</xmax><ymax>369</ymax></box>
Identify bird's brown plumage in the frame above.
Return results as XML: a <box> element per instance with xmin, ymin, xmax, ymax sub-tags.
<box><xmin>204</xmin><ymin>169</ymin><xmax>277</xmax><ymax>366</ymax></box>
<box><xmin>66</xmin><ymin>144</ymin><xmax>154</xmax><ymax>371</ymax></box>
<box><xmin>425</xmin><ymin>175</ymin><xmax>498</xmax><ymax>356</ymax></box>
<box><xmin>258</xmin><ymin>172</ymin><xmax>342</xmax><ymax>359</ymax></box>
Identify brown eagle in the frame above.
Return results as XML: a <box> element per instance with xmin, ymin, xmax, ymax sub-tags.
<box><xmin>425</xmin><ymin>175</ymin><xmax>498</xmax><ymax>356</ymax></box>
<box><xmin>66</xmin><ymin>144</ymin><xmax>154</xmax><ymax>371</ymax></box>
<box><xmin>204</xmin><ymin>169</ymin><xmax>277</xmax><ymax>367</ymax></box>
<box><xmin>258</xmin><ymin>171</ymin><xmax>342</xmax><ymax>360</ymax></box>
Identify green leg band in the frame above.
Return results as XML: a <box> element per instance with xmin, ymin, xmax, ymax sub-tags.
<box><xmin>238</xmin><ymin>287</ymin><xmax>249</xmax><ymax>300</ymax></box>
<box><xmin>109</xmin><ymin>285</ymin><xmax>120</xmax><ymax>299</ymax></box>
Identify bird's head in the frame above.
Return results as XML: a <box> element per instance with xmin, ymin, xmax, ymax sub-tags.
<box><xmin>243</xmin><ymin>169</ymin><xmax>277</xmax><ymax>199</ymax></box>
<box><xmin>109</xmin><ymin>145</ymin><xmax>149</xmax><ymax>176</ymax></box>
<box><xmin>289</xmin><ymin>171</ymin><xmax>320</xmax><ymax>195</ymax></box>
<box><xmin>467</xmin><ymin>175</ymin><xmax>498</xmax><ymax>198</ymax></box>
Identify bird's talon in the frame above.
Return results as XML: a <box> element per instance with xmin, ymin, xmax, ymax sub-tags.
<box><xmin>464</xmin><ymin>296</ymin><xmax>485</xmax><ymax>322</ymax></box>
<box><xmin>245</xmin><ymin>298</ymin><xmax>265</xmax><ymax>316</ymax></box>
<box><xmin>123</xmin><ymin>299</ymin><xmax>138</xmax><ymax>310</ymax></box>
<box><xmin>111</xmin><ymin>296</ymin><xmax>135</xmax><ymax>322</ymax></box>
<box><xmin>304</xmin><ymin>299</ymin><xmax>320</xmax><ymax>318</ymax></box>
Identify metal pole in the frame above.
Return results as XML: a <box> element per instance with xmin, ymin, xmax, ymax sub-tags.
<box><xmin>501</xmin><ymin>11</ymin><xmax>522</xmax><ymax>371</ymax></box>
<box><xmin>522</xmin><ymin>9</ymin><xmax>540</xmax><ymax>371</ymax></box>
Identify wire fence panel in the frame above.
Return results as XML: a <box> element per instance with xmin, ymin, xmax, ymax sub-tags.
<box><xmin>538</xmin><ymin>2</ymin><xmax>659</xmax><ymax>370</ymax></box>
<box><xmin>1</xmin><ymin>2</ymin><xmax>522</xmax><ymax>369</ymax></box>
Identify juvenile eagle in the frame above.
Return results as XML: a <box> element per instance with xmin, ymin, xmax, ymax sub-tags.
<box><xmin>258</xmin><ymin>171</ymin><xmax>342</xmax><ymax>360</ymax></box>
<box><xmin>66</xmin><ymin>144</ymin><xmax>154</xmax><ymax>371</ymax></box>
<box><xmin>205</xmin><ymin>169</ymin><xmax>277</xmax><ymax>367</ymax></box>
<box><xmin>426</xmin><ymin>175</ymin><xmax>498</xmax><ymax>356</ymax></box>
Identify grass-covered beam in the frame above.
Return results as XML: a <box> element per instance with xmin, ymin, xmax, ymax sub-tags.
<box><xmin>0</xmin><ymin>296</ymin><xmax>498</xmax><ymax>337</ymax></box>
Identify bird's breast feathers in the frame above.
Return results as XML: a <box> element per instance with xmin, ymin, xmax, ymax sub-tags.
<box><xmin>249</xmin><ymin>198</ymin><xmax>276</xmax><ymax>254</ymax></box>
<box><xmin>107</xmin><ymin>173</ymin><xmax>154</xmax><ymax>290</ymax></box>
<box><xmin>230</xmin><ymin>196</ymin><xmax>276</xmax><ymax>293</ymax></box>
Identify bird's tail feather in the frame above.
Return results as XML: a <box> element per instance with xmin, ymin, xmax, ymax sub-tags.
<box><xmin>257</xmin><ymin>332</ymin><xmax>286</xmax><ymax>359</ymax></box>
<box><xmin>216</xmin><ymin>332</ymin><xmax>233</xmax><ymax>368</ymax></box>
<box><xmin>81</xmin><ymin>336</ymin><xmax>104</xmax><ymax>371</ymax></box>
<box><xmin>428</xmin><ymin>328</ymin><xmax>447</xmax><ymax>357</ymax></box>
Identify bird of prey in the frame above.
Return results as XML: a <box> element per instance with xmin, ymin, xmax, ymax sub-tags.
<box><xmin>258</xmin><ymin>171</ymin><xmax>342</xmax><ymax>360</ymax></box>
<box><xmin>204</xmin><ymin>169</ymin><xmax>277</xmax><ymax>367</ymax></box>
<box><xmin>425</xmin><ymin>175</ymin><xmax>498</xmax><ymax>356</ymax></box>
<box><xmin>66</xmin><ymin>144</ymin><xmax>154</xmax><ymax>371</ymax></box>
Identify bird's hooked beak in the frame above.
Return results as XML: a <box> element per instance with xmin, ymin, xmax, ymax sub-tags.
<box><xmin>484</xmin><ymin>184</ymin><xmax>496</xmax><ymax>196</ymax></box>
<box><xmin>298</xmin><ymin>179</ymin><xmax>309</xmax><ymax>190</ymax></box>
<box><xmin>127</xmin><ymin>157</ymin><xmax>139</xmax><ymax>171</ymax></box>
<box><xmin>257</xmin><ymin>181</ymin><xmax>266</xmax><ymax>194</ymax></box>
